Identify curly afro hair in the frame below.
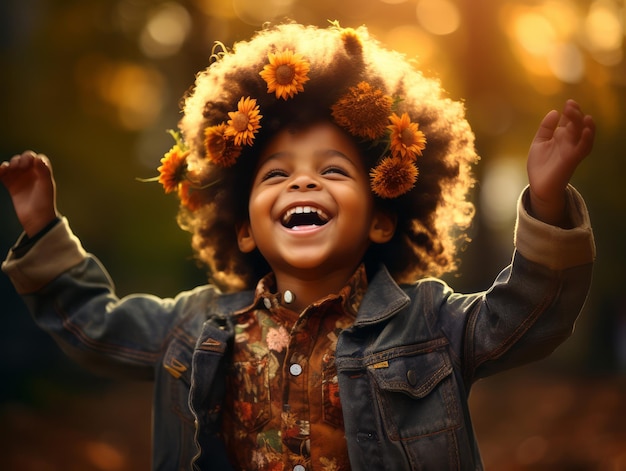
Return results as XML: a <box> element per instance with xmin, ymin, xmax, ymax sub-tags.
<box><xmin>172</xmin><ymin>22</ymin><xmax>478</xmax><ymax>291</ymax></box>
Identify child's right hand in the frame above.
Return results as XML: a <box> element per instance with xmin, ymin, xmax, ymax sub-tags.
<box><xmin>0</xmin><ymin>151</ymin><xmax>58</xmax><ymax>238</ymax></box>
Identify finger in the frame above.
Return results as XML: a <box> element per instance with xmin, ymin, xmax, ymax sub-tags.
<box><xmin>558</xmin><ymin>99</ymin><xmax>582</xmax><ymax>125</ymax></box>
<box><xmin>534</xmin><ymin>109</ymin><xmax>560</xmax><ymax>142</ymax></box>
<box><xmin>561</xmin><ymin>101</ymin><xmax>591</xmax><ymax>140</ymax></box>
<box><xmin>0</xmin><ymin>160</ymin><xmax>9</xmax><ymax>177</ymax></box>
<box><xmin>35</xmin><ymin>153</ymin><xmax>54</xmax><ymax>178</ymax></box>
<box><xmin>11</xmin><ymin>150</ymin><xmax>37</xmax><ymax>170</ymax></box>
<box><xmin>39</xmin><ymin>153</ymin><xmax>52</xmax><ymax>168</ymax></box>
<box><xmin>576</xmin><ymin>116</ymin><xmax>596</xmax><ymax>158</ymax></box>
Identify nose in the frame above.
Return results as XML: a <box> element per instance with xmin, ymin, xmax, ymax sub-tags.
<box><xmin>289</xmin><ymin>173</ymin><xmax>320</xmax><ymax>191</ymax></box>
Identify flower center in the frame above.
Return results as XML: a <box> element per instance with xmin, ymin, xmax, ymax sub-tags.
<box><xmin>400</xmin><ymin>128</ymin><xmax>415</xmax><ymax>146</ymax></box>
<box><xmin>232</xmin><ymin>112</ymin><xmax>250</xmax><ymax>132</ymax></box>
<box><xmin>275</xmin><ymin>64</ymin><xmax>296</xmax><ymax>85</ymax></box>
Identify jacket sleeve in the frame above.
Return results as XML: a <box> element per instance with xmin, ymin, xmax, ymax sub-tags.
<box><xmin>1</xmin><ymin>217</ymin><xmax>219</xmax><ymax>380</ymax></box>
<box><xmin>439</xmin><ymin>185</ymin><xmax>595</xmax><ymax>384</ymax></box>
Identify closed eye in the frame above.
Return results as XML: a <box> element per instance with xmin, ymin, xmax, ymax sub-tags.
<box><xmin>322</xmin><ymin>166</ymin><xmax>349</xmax><ymax>177</ymax></box>
<box><xmin>261</xmin><ymin>168</ymin><xmax>289</xmax><ymax>181</ymax></box>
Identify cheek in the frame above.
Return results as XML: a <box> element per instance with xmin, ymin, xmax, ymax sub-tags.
<box><xmin>248</xmin><ymin>189</ymin><xmax>277</xmax><ymax>229</ymax></box>
<box><xmin>341</xmin><ymin>186</ymin><xmax>373</xmax><ymax>214</ymax></box>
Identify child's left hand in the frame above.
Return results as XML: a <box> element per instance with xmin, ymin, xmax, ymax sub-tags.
<box><xmin>527</xmin><ymin>99</ymin><xmax>595</xmax><ymax>226</ymax></box>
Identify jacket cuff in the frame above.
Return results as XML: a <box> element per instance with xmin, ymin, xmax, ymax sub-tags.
<box><xmin>2</xmin><ymin>217</ymin><xmax>87</xmax><ymax>294</ymax></box>
<box><xmin>514</xmin><ymin>185</ymin><xmax>595</xmax><ymax>270</ymax></box>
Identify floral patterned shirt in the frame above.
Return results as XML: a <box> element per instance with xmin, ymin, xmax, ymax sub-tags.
<box><xmin>221</xmin><ymin>265</ymin><xmax>368</xmax><ymax>471</ymax></box>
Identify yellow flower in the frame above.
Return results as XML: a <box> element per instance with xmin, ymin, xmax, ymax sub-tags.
<box><xmin>225</xmin><ymin>97</ymin><xmax>262</xmax><ymax>147</ymax></box>
<box><xmin>259</xmin><ymin>49</ymin><xmax>310</xmax><ymax>100</ymax></box>
<box><xmin>331</xmin><ymin>82</ymin><xmax>393</xmax><ymax>140</ymax></box>
<box><xmin>388</xmin><ymin>112</ymin><xmax>426</xmax><ymax>160</ymax></box>
<box><xmin>204</xmin><ymin>123</ymin><xmax>242</xmax><ymax>167</ymax></box>
<box><xmin>158</xmin><ymin>146</ymin><xmax>189</xmax><ymax>193</ymax></box>
<box><xmin>370</xmin><ymin>155</ymin><xmax>418</xmax><ymax>199</ymax></box>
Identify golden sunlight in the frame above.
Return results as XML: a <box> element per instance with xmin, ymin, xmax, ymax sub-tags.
<box><xmin>479</xmin><ymin>157</ymin><xmax>527</xmax><ymax>230</ymax></box>
<box><xmin>231</xmin><ymin>0</ymin><xmax>294</xmax><ymax>25</ymax></box>
<box><xmin>415</xmin><ymin>0</ymin><xmax>461</xmax><ymax>36</ymax></box>
<box><xmin>547</xmin><ymin>42</ymin><xmax>585</xmax><ymax>83</ymax></box>
<box><xmin>140</xmin><ymin>2</ymin><xmax>192</xmax><ymax>58</ymax></box>
<box><xmin>513</xmin><ymin>11</ymin><xmax>557</xmax><ymax>57</ymax></box>
<box><xmin>583</xmin><ymin>0</ymin><xmax>624</xmax><ymax>65</ymax></box>
<box><xmin>384</xmin><ymin>25</ymin><xmax>436</xmax><ymax>63</ymax></box>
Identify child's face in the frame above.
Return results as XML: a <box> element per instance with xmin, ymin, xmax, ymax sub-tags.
<box><xmin>237</xmin><ymin>121</ymin><xmax>394</xmax><ymax>280</ymax></box>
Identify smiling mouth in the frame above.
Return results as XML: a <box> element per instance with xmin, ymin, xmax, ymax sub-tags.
<box><xmin>281</xmin><ymin>206</ymin><xmax>330</xmax><ymax>229</ymax></box>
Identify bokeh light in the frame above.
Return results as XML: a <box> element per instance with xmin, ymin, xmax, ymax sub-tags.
<box><xmin>139</xmin><ymin>2</ymin><xmax>192</xmax><ymax>58</ymax></box>
<box><xmin>583</xmin><ymin>0</ymin><xmax>624</xmax><ymax>66</ymax></box>
<box><xmin>479</xmin><ymin>156</ymin><xmax>527</xmax><ymax>230</ymax></box>
<box><xmin>74</xmin><ymin>56</ymin><xmax>166</xmax><ymax>130</ymax></box>
<box><xmin>383</xmin><ymin>24</ymin><xmax>436</xmax><ymax>63</ymax></box>
<box><xmin>415</xmin><ymin>0</ymin><xmax>461</xmax><ymax>36</ymax></box>
<box><xmin>501</xmin><ymin>0</ymin><xmax>624</xmax><ymax>86</ymax></box>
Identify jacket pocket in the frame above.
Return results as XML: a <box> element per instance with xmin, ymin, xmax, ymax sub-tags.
<box><xmin>162</xmin><ymin>339</ymin><xmax>195</xmax><ymax>424</ymax></box>
<box><xmin>367</xmin><ymin>339</ymin><xmax>461</xmax><ymax>440</ymax></box>
<box><xmin>229</xmin><ymin>355</ymin><xmax>272</xmax><ymax>432</ymax></box>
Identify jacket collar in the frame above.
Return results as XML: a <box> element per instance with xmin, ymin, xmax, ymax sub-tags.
<box><xmin>210</xmin><ymin>264</ymin><xmax>410</xmax><ymax>325</ymax></box>
<box><xmin>353</xmin><ymin>264</ymin><xmax>410</xmax><ymax>327</ymax></box>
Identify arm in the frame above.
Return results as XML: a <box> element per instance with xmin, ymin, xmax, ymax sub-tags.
<box><xmin>439</xmin><ymin>101</ymin><xmax>596</xmax><ymax>382</ymax></box>
<box><xmin>2</xmin><ymin>215</ymin><xmax>222</xmax><ymax>379</ymax></box>
<box><xmin>0</xmin><ymin>151</ymin><xmax>214</xmax><ymax>379</ymax></box>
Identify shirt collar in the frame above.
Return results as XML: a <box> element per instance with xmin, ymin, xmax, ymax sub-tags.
<box><xmin>239</xmin><ymin>264</ymin><xmax>369</xmax><ymax>318</ymax></box>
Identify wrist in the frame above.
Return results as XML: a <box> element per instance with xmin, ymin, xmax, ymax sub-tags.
<box><xmin>528</xmin><ymin>188</ymin><xmax>571</xmax><ymax>228</ymax></box>
<box><xmin>23</xmin><ymin>211</ymin><xmax>59</xmax><ymax>238</ymax></box>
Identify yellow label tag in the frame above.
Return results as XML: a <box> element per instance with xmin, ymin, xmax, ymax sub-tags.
<box><xmin>164</xmin><ymin>358</ymin><xmax>187</xmax><ymax>379</ymax></box>
<box><xmin>372</xmin><ymin>360</ymin><xmax>389</xmax><ymax>369</ymax></box>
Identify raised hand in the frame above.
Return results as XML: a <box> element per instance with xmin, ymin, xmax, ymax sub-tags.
<box><xmin>527</xmin><ymin>100</ymin><xmax>595</xmax><ymax>226</ymax></box>
<box><xmin>0</xmin><ymin>151</ymin><xmax>58</xmax><ymax>237</ymax></box>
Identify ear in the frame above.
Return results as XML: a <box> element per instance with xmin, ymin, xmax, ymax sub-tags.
<box><xmin>369</xmin><ymin>210</ymin><xmax>396</xmax><ymax>244</ymax></box>
<box><xmin>236</xmin><ymin>221</ymin><xmax>257</xmax><ymax>253</ymax></box>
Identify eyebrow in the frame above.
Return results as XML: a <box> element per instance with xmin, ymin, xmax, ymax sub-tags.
<box><xmin>260</xmin><ymin>149</ymin><xmax>356</xmax><ymax>165</ymax></box>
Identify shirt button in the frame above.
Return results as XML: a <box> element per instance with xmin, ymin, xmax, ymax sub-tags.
<box><xmin>289</xmin><ymin>363</ymin><xmax>303</xmax><ymax>376</ymax></box>
<box><xmin>263</xmin><ymin>298</ymin><xmax>272</xmax><ymax>309</ymax></box>
<box><xmin>293</xmin><ymin>466</ymin><xmax>306</xmax><ymax>471</ymax></box>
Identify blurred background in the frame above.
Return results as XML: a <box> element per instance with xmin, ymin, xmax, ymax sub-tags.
<box><xmin>0</xmin><ymin>0</ymin><xmax>624</xmax><ymax>469</ymax></box>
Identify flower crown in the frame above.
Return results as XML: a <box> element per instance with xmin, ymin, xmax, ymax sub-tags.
<box><xmin>157</xmin><ymin>27</ymin><xmax>426</xmax><ymax>209</ymax></box>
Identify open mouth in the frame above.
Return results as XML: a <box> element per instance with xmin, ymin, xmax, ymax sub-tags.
<box><xmin>281</xmin><ymin>206</ymin><xmax>330</xmax><ymax>229</ymax></box>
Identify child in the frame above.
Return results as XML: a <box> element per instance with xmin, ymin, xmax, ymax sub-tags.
<box><xmin>0</xmin><ymin>22</ymin><xmax>595</xmax><ymax>471</ymax></box>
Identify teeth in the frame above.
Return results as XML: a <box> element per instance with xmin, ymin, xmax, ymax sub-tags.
<box><xmin>282</xmin><ymin>206</ymin><xmax>329</xmax><ymax>224</ymax></box>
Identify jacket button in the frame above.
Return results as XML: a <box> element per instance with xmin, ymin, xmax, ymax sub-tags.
<box><xmin>293</xmin><ymin>466</ymin><xmax>306</xmax><ymax>471</ymax></box>
<box><xmin>406</xmin><ymin>369</ymin><xmax>418</xmax><ymax>386</ymax></box>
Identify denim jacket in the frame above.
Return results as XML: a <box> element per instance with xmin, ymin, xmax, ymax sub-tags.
<box><xmin>2</xmin><ymin>187</ymin><xmax>595</xmax><ymax>471</ymax></box>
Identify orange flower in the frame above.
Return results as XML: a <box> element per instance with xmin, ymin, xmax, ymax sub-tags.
<box><xmin>204</xmin><ymin>123</ymin><xmax>242</xmax><ymax>167</ymax></box>
<box><xmin>157</xmin><ymin>146</ymin><xmax>189</xmax><ymax>194</ymax></box>
<box><xmin>225</xmin><ymin>97</ymin><xmax>262</xmax><ymax>146</ymax></box>
<box><xmin>331</xmin><ymin>82</ymin><xmax>393</xmax><ymax>140</ymax></box>
<box><xmin>177</xmin><ymin>180</ymin><xmax>203</xmax><ymax>211</ymax></box>
<box><xmin>259</xmin><ymin>49</ymin><xmax>310</xmax><ymax>100</ymax></box>
<box><xmin>370</xmin><ymin>155</ymin><xmax>418</xmax><ymax>198</ymax></box>
<box><xmin>388</xmin><ymin>112</ymin><xmax>426</xmax><ymax>160</ymax></box>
